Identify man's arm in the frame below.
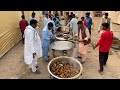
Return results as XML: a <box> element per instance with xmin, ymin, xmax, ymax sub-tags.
<box><xmin>98</xmin><ymin>18</ymin><xmax>103</xmax><ymax>32</ymax></box>
<box><xmin>42</xmin><ymin>30</ymin><xmax>51</xmax><ymax>41</ymax></box>
<box><xmin>93</xmin><ymin>33</ymin><xmax>104</xmax><ymax>49</ymax></box>
<box><xmin>110</xmin><ymin>19</ymin><xmax>112</xmax><ymax>31</ymax></box>
<box><xmin>28</xmin><ymin>30</ymin><xmax>36</xmax><ymax>58</ymax></box>
<box><xmin>84</xmin><ymin>28</ymin><xmax>90</xmax><ymax>41</ymax></box>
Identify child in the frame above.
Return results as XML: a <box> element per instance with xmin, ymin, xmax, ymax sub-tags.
<box><xmin>93</xmin><ymin>22</ymin><xmax>113</xmax><ymax>75</ymax></box>
<box><xmin>81</xmin><ymin>17</ymin><xmax>86</xmax><ymax>26</ymax></box>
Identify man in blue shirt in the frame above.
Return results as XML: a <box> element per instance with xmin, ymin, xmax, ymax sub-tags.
<box><xmin>85</xmin><ymin>12</ymin><xmax>92</xmax><ymax>36</ymax></box>
<box><xmin>42</xmin><ymin>22</ymin><xmax>55</xmax><ymax>62</ymax></box>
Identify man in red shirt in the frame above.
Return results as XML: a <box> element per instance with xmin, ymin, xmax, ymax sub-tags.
<box><xmin>19</xmin><ymin>15</ymin><xmax>28</xmax><ymax>44</ymax></box>
<box><xmin>81</xmin><ymin>17</ymin><xmax>86</xmax><ymax>26</ymax></box>
<box><xmin>93</xmin><ymin>22</ymin><xmax>113</xmax><ymax>75</ymax></box>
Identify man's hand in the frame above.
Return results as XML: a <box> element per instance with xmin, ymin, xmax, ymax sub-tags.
<box><xmin>93</xmin><ymin>44</ymin><xmax>95</xmax><ymax>49</ymax></box>
<box><xmin>33</xmin><ymin>52</ymin><xmax>36</xmax><ymax>58</ymax></box>
<box><xmin>93</xmin><ymin>44</ymin><xmax>98</xmax><ymax>50</ymax></box>
<box><xmin>98</xmin><ymin>30</ymin><xmax>100</xmax><ymax>33</ymax></box>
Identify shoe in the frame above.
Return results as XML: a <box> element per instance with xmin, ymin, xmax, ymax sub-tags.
<box><xmin>34</xmin><ymin>70</ymin><xmax>41</xmax><ymax>74</ymax></box>
<box><xmin>81</xmin><ymin>61</ymin><xmax>85</xmax><ymax>64</ymax></box>
<box><xmin>98</xmin><ymin>70</ymin><xmax>103</xmax><ymax>75</ymax></box>
<box><xmin>45</xmin><ymin>60</ymin><xmax>50</xmax><ymax>62</ymax></box>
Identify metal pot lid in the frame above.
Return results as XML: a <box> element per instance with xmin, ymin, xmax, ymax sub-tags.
<box><xmin>51</xmin><ymin>41</ymin><xmax>74</xmax><ymax>50</ymax></box>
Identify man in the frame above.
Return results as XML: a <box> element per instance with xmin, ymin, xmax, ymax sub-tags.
<box><xmin>98</xmin><ymin>12</ymin><xmax>112</xmax><ymax>32</ymax></box>
<box><xmin>19</xmin><ymin>15</ymin><xmax>28</xmax><ymax>44</ymax></box>
<box><xmin>46</xmin><ymin>17</ymin><xmax>56</xmax><ymax>34</ymax></box>
<box><xmin>28</xmin><ymin>12</ymin><xmax>37</xmax><ymax>25</ymax></box>
<box><xmin>49</xmin><ymin>11</ymin><xmax>54</xmax><ymax>20</ymax></box>
<box><xmin>42</xmin><ymin>22</ymin><xmax>55</xmax><ymax>62</ymax></box>
<box><xmin>65</xmin><ymin>12</ymin><xmax>69</xmax><ymax>25</ymax></box>
<box><xmin>85</xmin><ymin>12</ymin><xmax>92</xmax><ymax>36</ymax></box>
<box><xmin>98</xmin><ymin>12</ymin><xmax>113</xmax><ymax>55</ymax></box>
<box><xmin>81</xmin><ymin>17</ymin><xmax>86</xmax><ymax>26</ymax></box>
<box><xmin>28</xmin><ymin>12</ymin><xmax>40</xmax><ymax>36</ymax></box>
<box><xmin>44</xmin><ymin>13</ymin><xmax>50</xmax><ymax>27</ymax></box>
<box><xmin>24</xmin><ymin>19</ymin><xmax>42</xmax><ymax>74</ymax></box>
<box><xmin>75</xmin><ymin>21</ymin><xmax>91</xmax><ymax>64</ymax></box>
<box><xmin>93</xmin><ymin>23</ymin><xmax>113</xmax><ymax>75</ymax></box>
<box><xmin>70</xmin><ymin>14</ymin><xmax>78</xmax><ymax>37</ymax></box>
<box><xmin>53</xmin><ymin>17</ymin><xmax>60</xmax><ymax>27</ymax></box>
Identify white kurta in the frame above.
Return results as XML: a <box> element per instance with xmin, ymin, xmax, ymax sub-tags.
<box><xmin>24</xmin><ymin>25</ymin><xmax>42</xmax><ymax>65</ymax></box>
<box><xmin>70</xmin><ymin>18</ymin><xmax>78</xmax><ymax>36</ymax></box>
<box><xmin>44</xmin><ymin>17</ymin><xmax>50</xmax><ymax>27</ymax></box>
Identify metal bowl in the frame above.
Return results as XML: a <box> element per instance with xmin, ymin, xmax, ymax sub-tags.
<box><xmin>48</xmin><ymin>56</ymin><xmax>83</xmax><ymax>79</ymax></box>
<box><xmin>51</xmin><ymin>41</ymin><xmax>75</xmax><ymax>57</ymax></box>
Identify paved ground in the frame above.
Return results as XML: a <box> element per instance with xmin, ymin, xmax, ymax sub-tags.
<box><xmin>0</xmin><ymin>11</ymin><xmax>120</xmax><ymax>79</ymax></box>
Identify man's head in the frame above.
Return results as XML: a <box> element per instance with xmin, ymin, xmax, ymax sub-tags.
<box><xmin>48</xmin><ymin>22</ymin><xmax>53</xmax><ymax>30</ymax></box>
<box><xmin>30</xmin><ymin>19</ymin><xmax>38</xmax><ymax>28</ymax></box>
<box><xmin>72</xmin><ymin>14</ymin><xmax>75</xmax><ymax>18</ymax></box>
<box><xmin>21</xmin><ymin>15</ymin><xmax>25</xmax><ymax>19</ymax></box>
<box><xmin>71</xmin><ymin>12</ymin><xmax>73</xmax><ymax>15</ymax></box>
<box><xmin>105</xmin><ymin>13</ymin><xmax>108</xmax><ymax>19</ymax></box>
<box><xmin>53</xmin><ymin>18</ymin><xmax>56</xmax><ymax>22</ymax></box>
<box><xmin>86</xmin><ymin>12</ymin><xmax>90</xmax><ymax>18</ymax></box>
<box><xmin>45</xmin><ymin>14</ymin><xmax>49</xmax><ymax>18</ymax></box>
<box><xmin>77</xmin><ymin>21</ymin><xmax>83</xmax><ymax>29</ymax></box>
<box><xmin>69</xmin><ymin>15</ymin><xmax>73</xmax><ymax>21</ymax></box>
<box><xmin>81</xmin><ymin>17</ymin><xmax>85</xmax><ymax>21</ymax></box>
<box><xmin>102</xmin><ymin>22</ymin><xmax>110</xmax><ymax>30</ymax></box>
<box><xmin>32</xmin><ymin>12</ymin><xmax>36</xmax><ymax>18</ymax></box>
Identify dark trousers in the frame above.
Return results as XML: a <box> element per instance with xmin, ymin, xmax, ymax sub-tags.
<box><xmin>99</xmin><ymin>52</ymin><xmax>109</xmax><ymax>71</ymax></box>
<box><xmin>88</xmin><ymin>27</ymin><xmax>91</xmax><ymax>36</ymax></box>
<box><xmin>21</xmin><ymin>32</ymin><xmax>24</xmax><ymax>44</ymax></box>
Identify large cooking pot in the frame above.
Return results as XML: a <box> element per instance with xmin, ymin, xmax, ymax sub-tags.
<box><xmin>48</xmin><ymin>56</ymin><xmax>83</xmax><ymax>79</ymax></box>
<box><xmin>111</xmin><ymin>37</ymin><xmax>120</xmax><ymax>49</ymax></box>
<box><xmin>51</xmin><ymin>41</ymin><xmax>75</xmax><ymax>57</ymax></box>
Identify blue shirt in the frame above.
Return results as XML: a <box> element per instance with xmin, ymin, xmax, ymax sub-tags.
<box><xmin>42</xmin><ymin>27</ymin><xmax>55</xmax><ymax>46</ymax></box>
<box><xmin>86</xmin><ymin>17</ymin><xmax>92</xmax><ymax>28</ymax></box>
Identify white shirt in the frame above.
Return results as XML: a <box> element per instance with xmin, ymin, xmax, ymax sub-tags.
<box><xmin>70</xmin><ymin>18</ymin><xmax>78</xmax><ymax>36</ymax></box>
<box><xmin>44</xmin><ymin>17</ymin><xmax>50</xmax><ymax>27</ymax></box>
<box><xmin>24</xmin><ymin>25</ymin><xmax>42</xmax><ymax>65</ymax></box>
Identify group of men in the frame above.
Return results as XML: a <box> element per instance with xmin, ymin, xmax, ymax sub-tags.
<box><xmin>19</xmin><ymin>11</ymin><xmax>113</xmax><ymax>75</ymax></box>
<box><xmin>19</xmin><ymin>11</ymin><xmax>60</xmax><ymax>74</ymax></box>
<box><xmin>65</xmin><ymin>12</ymin><xmax>113</xmax><ymax>75</ymax></box>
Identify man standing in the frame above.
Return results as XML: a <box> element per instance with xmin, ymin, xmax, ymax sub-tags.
<box><xmin>81</xmin><ymin>17</ymin><xmax>86</xmax><ymax>26</ymax></box>
<box><xmin>70</xmin><ymin>14</ymin><xmax>78</xmax><ymax>37</ymax></box>
<box><xmin>98</xmin><ymin>12</ymin><xmax>113</xmax><ymax>55</ymax></box>
<box><xmin>98</xmin><ymin>12</ymin><xmax>112</xmax><ymax>33</ymax></box>
<box><xmin>44</xmin><ymin>13</ymin><xmax>50</xmax><ymax>27</ymax></box>
<box><xmin>93</xmin><ymin>23</ymin><xmax>113</xmax><ymax>75</ymax></box>
<box><xmin>24</xmin><ymin>19</ymin><xmax>42</xmax><ymax>74</ymax></box>
<box><xmin>85</xmin><ymin>12</ymin><xmax>92</xmax><ymax>36</ymax></box>
<box><xmin>42</xmin><ymin>22</ymin><xmax>55</xmax><ymax>62</ymax></box>
<box><xmin>75</xmin><ymin>21</ymin><xmax>91</xmax><ymax>64</ymax></box>
<box><xmin>28</xmin><ymin>12</ymin><xmax>37</xmax><ymax>25</ymax></box>
<box><xmin>28</xmin><ymin>12</ymin><xmax>40</xmax><ymax>36</ymax></box>
<box><xmin>19</xmin><ymin>15</ymin><xmax>28</xmax><ymax>44</ymax></box>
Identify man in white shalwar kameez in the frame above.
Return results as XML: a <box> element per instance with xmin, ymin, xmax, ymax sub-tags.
<box><xmin>44</xmin><ymin>13</ymin><xmax>51</xmax><ymax>27</ymax></box>
<box><xmin>70</xmin><ymin>14</ymin><xmax>78</xmax><ymax>37</ymax></box>
<box><xmin>28</xmin><ymin>12</ymin><xmax>40</xmax><ymax>36</ymax></box>
<box><xmin>24</xmin><ymin>19</ymin><xmax>42</xmax><ymax>74</ymax></box>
